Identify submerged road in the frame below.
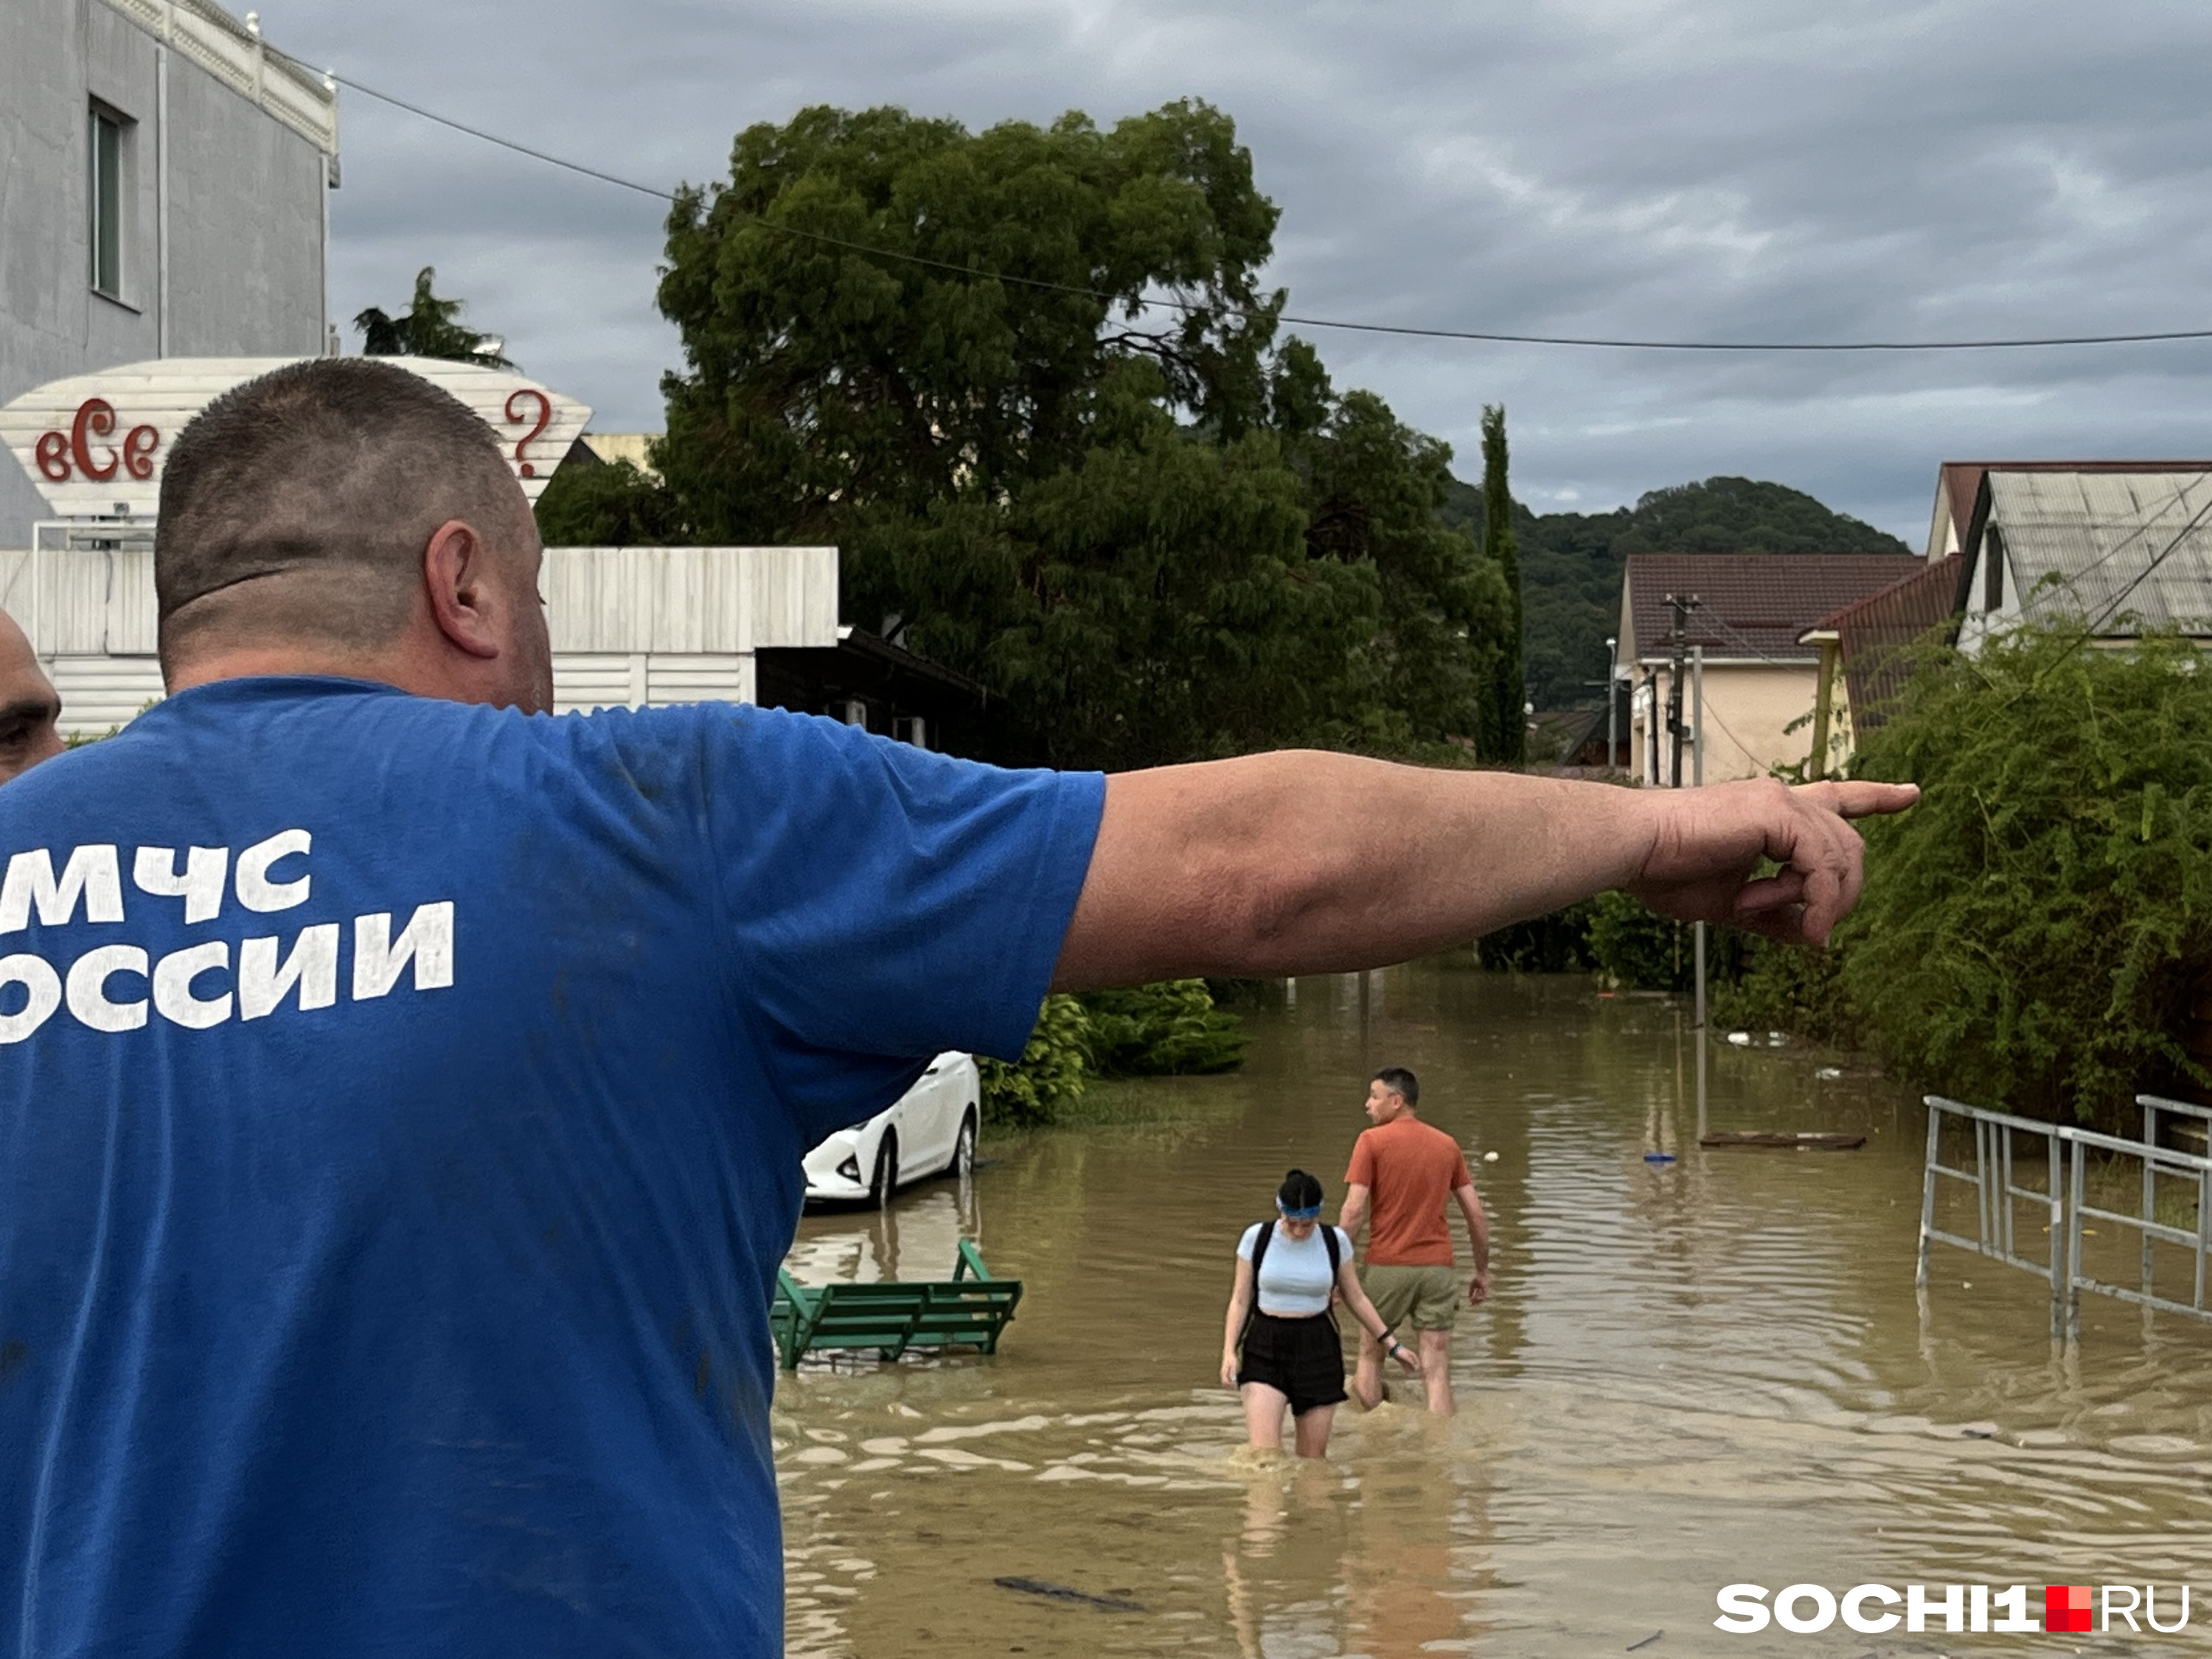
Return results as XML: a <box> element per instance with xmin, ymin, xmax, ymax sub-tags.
<box><xmin>776</xmin><ymin>960</ymin><xmax>2212</xmax><ymax>1656</ymax></box>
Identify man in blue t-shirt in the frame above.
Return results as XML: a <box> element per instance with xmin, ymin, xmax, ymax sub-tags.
<box><xmin>0</xmin><ymin>360</ymin><xmax>1913</xmax><ymax>1656</ymax></box>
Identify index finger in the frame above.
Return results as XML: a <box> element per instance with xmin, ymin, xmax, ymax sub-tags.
<box><xmin>1797</xmin><ymin>780</ymin><xmax>1919</xmax><ymax>820</ymax></box>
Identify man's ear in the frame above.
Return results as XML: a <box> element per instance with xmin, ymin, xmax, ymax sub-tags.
<box><xmin>422</xmin><ymin>519</ymin><xmax>501</xmax><ymax>661</ymax></box>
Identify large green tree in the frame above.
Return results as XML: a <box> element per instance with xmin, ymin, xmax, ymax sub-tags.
<box><xmin>644</xmin><ymin>101</ymin><xmax>1512</xmax><ymax>768</ymax></box>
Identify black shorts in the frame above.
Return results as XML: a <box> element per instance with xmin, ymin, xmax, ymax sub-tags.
<box><xmin>1237</xmin><ymin>1310</ymin><xmax>1347</xmax><ymax>1416</ymax></box>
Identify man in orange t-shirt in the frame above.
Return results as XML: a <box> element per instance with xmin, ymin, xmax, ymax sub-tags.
<box><xmin>1339</xmin><ymin>1066</ymin><xmax>1489</xmax><ymax>1414</ymax></box>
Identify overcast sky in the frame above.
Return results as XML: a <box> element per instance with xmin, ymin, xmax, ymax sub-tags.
<box><xmin>269</xmin><ymin>0</ymin><xmax>2212</xmax><ymax>544</ymax></box>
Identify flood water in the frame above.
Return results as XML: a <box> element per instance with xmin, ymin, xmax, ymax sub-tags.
<box><xmin>774</xmin><ymin>959</ymin><xmax>2212</xmax><ymax>1656</ymax></box>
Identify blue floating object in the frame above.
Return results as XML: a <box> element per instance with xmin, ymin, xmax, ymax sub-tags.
<box><xmin>1644</xmin><ymin>1152</ymin><xmax>1677</xmax><ymax>1164</ymax></box>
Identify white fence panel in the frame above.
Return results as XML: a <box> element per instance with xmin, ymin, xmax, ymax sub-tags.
<box><xmin>552</xmin><ymin>653</ymin><xmax>641</xmax><ymax>715</ymax></box>
<box><xmin>644</xmin><ymin>654</ymin><xmax>750</xmax><ymax>707</ymax></box>
<box><xmin>50</xmin><ymin>657</ymin><xmax>164</xmax><ymax>735</ymax></box>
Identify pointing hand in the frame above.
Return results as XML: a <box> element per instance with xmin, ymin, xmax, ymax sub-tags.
<box><xmin>1624</xmin><ymin>778</ymin><xmax>1918</xmax><ymax>946</ymax></box>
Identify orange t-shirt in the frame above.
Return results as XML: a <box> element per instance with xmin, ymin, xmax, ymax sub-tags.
<box><xmin>1345</xmin><ymin>1115</ymin><xmax>1473</xmax><ymax>1267</ymax></box>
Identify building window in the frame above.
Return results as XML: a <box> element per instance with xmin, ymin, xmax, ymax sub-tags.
<box><xmin>88</xmin><ymin>104</ymin><xmax>125</xmax><ymax>299</ymax></box>
<box><xmin>1983</xmin><ymin>526</ymin><xmax>2006</xmax><ymax>613</ymax></box>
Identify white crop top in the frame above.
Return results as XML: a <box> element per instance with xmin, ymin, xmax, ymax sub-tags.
<box><xmin>1237</xmin><ymin>1222</ymin><xmax>1353</xmax><ymax>1317</ymax></box>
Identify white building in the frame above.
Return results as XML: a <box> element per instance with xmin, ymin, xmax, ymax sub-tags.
<box><xmin>0</xmin><ymin>357</ymin><xmax>842</xmax><ymax>731</ymax></box>
<box><xmin>1</xmin><ymin>0</ymin><xmax>341</xmax><ymax>549</ymax></box>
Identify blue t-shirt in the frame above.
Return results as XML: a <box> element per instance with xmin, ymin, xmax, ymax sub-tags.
<box><xmin>0</xmin><ymin>678</ymin><xmax>1104</xmax><ymax>1658</ymax></box>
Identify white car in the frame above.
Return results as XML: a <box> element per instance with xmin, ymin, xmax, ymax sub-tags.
<box><xmin>801</xmin><ymin>1051</ymin><xmax>981</xmax><ymax>1205</ymax></box>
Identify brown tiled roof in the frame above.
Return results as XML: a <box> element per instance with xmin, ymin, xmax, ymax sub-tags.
<box><xmin>1807</xmin><ymin>556</ymin><xmax>1963</xmax><ymax>732</ymax></box>
<box><xmin>1623</xmin><ymin>553</ymin><xmax>1924</xmax><ymax>664</ymax></box>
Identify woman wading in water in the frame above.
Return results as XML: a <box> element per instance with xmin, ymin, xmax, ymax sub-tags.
<box><xmin>1222</xmin><ymin>1169</ymin><xmax>1422</xmax><ymax>1458</ymax></box>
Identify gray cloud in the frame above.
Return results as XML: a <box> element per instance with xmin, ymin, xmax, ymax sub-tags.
<box><xmin>269</xmin><ymin>0</ymin><xmax>2212</xmax><ymax>542</ymax></box>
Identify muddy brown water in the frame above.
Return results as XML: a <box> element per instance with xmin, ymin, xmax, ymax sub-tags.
<box><xmin>776</xmin><ymin>959</ymin><xmax>2212</xmax><ymax>1655</ymax></box>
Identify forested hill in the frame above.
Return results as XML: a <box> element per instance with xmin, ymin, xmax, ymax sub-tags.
<box><xmin>1443</xmin><ymin>475</ymin><xmax>1914</xmax><ymax>709</ymax></box>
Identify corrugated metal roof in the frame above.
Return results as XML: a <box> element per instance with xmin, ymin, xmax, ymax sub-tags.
<box><xmin>1622</xmin><ymin>552</ymin><xmax>1923</xmax><ymax>664</ymax></box>
<box><xmin>1930</xmin><ymin>461</ymin><xmax>2212</xmax><ymax>558</ymax></box>
<box><xmin>1986</xmin><ymin>470</ymin><xmax>2212</xmax><ymax>634</ymax></box>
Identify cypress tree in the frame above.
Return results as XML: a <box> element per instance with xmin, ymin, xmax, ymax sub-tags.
<box><xmin>1481</xmin><ymin>404</ymin><xmax>1526</xmax><ymax>764</ymax></box>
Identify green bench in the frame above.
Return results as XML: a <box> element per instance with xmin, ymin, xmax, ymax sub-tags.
<box><xmin>771</xmin><ymin>1240</ymin><xmax>1023</xmax><ymax>1371</ymax></box>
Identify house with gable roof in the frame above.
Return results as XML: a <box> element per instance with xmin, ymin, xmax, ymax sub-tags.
<box><xmin>1612</xmin><ymin>552</ymin><xmax>1921</xmax><ymax>785</ymax></box>
<box><xmin>1799</xmin><ymin>462</ymin><xmax>2212</xmax><ymax>771</ymax></box>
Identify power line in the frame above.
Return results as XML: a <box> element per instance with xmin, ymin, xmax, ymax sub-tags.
<box><xmin>313</xmin><ymin>63</ymin><xmax>2212</xmax><ymax>358</ymax></box>
<box><xmin>2042</xmin><ymin>481</ymin><xmax>2212</xmax><ymax>654</ymax></box>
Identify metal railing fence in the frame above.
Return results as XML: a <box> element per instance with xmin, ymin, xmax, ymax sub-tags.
<box><xmin>1920</xmin><ymin>1093</ymin><xmax>2212</xmax><ymax>1341</ymax></box>
<box><xmin>1918</xmin><ymin>1096</ymin><xmax>2067</xmax><ymax>1338</ymax></box>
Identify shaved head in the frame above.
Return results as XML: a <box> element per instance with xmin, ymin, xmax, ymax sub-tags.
<box><xmin>0</xmin><ymin>608</ymin><xmax>63</xmax><ymax>784</ymax></box>
<box><xmin>156</xmin><ymin>358</ymin><xmax>535</xmax><ymax>667</ymax></box>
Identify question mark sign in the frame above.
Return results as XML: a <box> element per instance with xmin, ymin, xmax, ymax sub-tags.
<box><xmin>505</xmin><ymin>389</ymin><xmax>553</xmax><ymax>478</ymax></box>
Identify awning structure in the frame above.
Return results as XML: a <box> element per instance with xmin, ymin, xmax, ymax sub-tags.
<box><xmin>1801</xmin><ymin>556</ymin><xmax>1963</xmax><ymax>734</ymax></box>
<box><xmin>757</xmin><ymin>625</ymin><xmax>987</xmax><ymax>749</ymax></box>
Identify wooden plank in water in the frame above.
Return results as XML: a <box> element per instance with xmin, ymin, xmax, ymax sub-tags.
<box><xmin>1700</xmin><ymin>1130</ymin><xmax>1865</xmax><ymax>1150</ymax></box>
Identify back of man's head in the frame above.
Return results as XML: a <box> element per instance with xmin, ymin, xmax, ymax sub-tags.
<box><xmin>1372</xmin><ymin>1066</ymin><xmax>1419</xmax><ymax>1108</ymax></box>
<box><xmin>156</xmin><ymin>358</ymin><xmax>527</xmax><ymax>669</ymax></box>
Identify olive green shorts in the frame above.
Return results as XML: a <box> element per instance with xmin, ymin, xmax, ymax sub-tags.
<box><xmin>1359</xmin><ymin>1263</ymin><xmax>1462</xmax><ymax>1332</ymax></box>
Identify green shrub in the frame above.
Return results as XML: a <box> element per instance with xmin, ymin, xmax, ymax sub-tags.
<box><xmin>1827</xmin><ymin>626</ymin><xmax>2212</xmax><ymax>1128</ymax></box>
<box><xmin>977</xmin><ymin>994</ymin><xmax>1091</xmax><ymax>1128</ymax></box>
<box><xmin>1202</xmin><ymin>976</ymin><xmax>1277</xmax><ymax>1009</ymax></box>
<box><xmin>1079</xmin><ymin>978</ymin><xmax>1245</xmax><ymax>1075</ymax></box>
<box><xmin>1710</xmin><ymin>933</ymin><xmax>1858</xmax><ymax>1045</ymax></box>
<box><xmin>978</xmin><ymin>979</ymin><xmax>1248</xmax><ymax>1127</ymax></box>
<box><xmin>1478</xmin><ymin>898</ymin><xmax>1599</xmax><ymax>973</ymax></box>
<box><xmin>1586</xmin><ymin>889</ymin><xmax>1686</xmax><ymax>990</ymax></box>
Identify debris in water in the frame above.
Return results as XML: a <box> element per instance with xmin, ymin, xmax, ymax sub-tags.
<box><xmin>1482</xmin><ymin>1150</ymin><xmax>1500</xmax><ymax>1163</ymax></box>
<box><xmin>1627</xmin><ymin>1631</ymin><xmax>1664</xmax><ymax>1652</ymax></box>
<box><xmin>994</xmin><ymin>1576</ymin><xmax>1147</xmax><ymax>1613</ymax></box>
<box><xmin>1644</xmin><ymin>1152</ymin><xmax>1676</xmax><ymax>1164</ymax></box>
<box><xmin>1698</xmin><ymin>1131</ymin><xmax>1864</xmax><ymax>1151</ymax></box>
<box><xmin>1725</xmin><ymin>1031</ymin><xmax>1752</xmax><ymax>1047</ymax></box>
<box><xmin>1815</xmin><ymin>1066</ymin><xmax>1843</xmax><ymax>1080</ymax></box>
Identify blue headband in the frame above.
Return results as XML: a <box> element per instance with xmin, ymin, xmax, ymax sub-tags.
<box><xmin>1277</xmin><ymin>1202</ymin><xmax>1322</xmax><ymax>1221</ymax></box>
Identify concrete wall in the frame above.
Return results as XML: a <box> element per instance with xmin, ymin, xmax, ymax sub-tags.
<box><xmin>1626</xmin><ymin>661</ymin><xmax>1821</xmax><ymax>785</ymax></box>
<box><xmin>0</xmin><ymin>0</ymin><xmax>330</xmax><ymax>546</ymax></box>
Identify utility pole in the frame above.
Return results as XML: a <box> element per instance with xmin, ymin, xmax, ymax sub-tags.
<box><xmin>1665</xmin><ymin>594</ymin><xmax>1695</xmax><ymax>787</ymax></box>
<box><xmin>1692</xmin><ymin>641</ymin><xmax>1708</xmax><ymax>1140</ymax></box>
<box><xmin>1604</xmin><ymin>636</ymin><xmax>1618</xmax><ymax>769</ymax></box>
<box><xmin>1692</xmin><ymin>642</ymin><xmax>1707</xmax><ymax>1029</ymax></box>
